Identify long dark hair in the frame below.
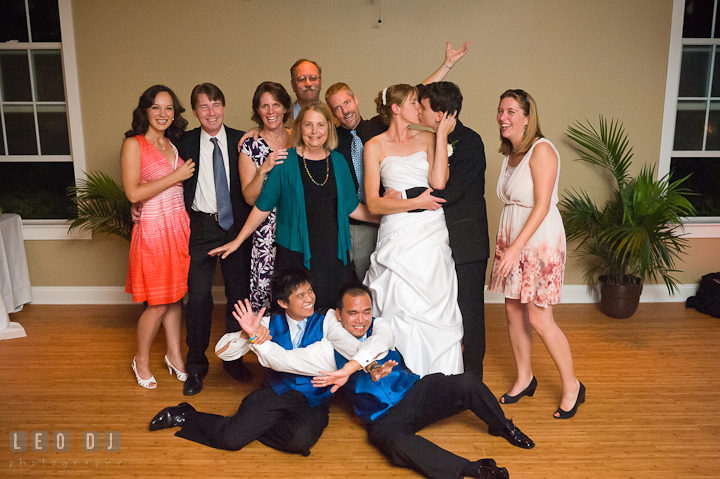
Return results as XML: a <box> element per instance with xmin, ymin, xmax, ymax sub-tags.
<box><xmin>124</xmin><ymin>85</ymin><xmax>187</xmax><ymax>142</ymax></box>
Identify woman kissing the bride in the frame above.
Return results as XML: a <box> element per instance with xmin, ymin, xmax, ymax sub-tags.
<box><xmin>362</xmin><ymin>83</ymin><xmax>463</xmax><ymax>377</ymax></box>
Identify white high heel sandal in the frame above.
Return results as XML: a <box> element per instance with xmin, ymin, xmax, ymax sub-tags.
<box><xmin>165</xmin><ymin>355</ymin><xmax>188</xmax><ymax>382</ymax></box>
<box><xmin>132</xmin><ymin>357</ymin><xmax>157</xmax><ymax>389</ymax></box>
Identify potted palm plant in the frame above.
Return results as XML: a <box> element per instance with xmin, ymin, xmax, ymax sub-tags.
<box><xmin>559</xmin><ymin>116</ymin><xmax>696</xmax><ymax>318</ymax></box>
<box><xmin>67</xmin><ymin>171</ymin><xmax>133</xmax><ymax>241</ymax></box>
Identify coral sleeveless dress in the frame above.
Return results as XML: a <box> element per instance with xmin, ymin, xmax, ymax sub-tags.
<box><xmin>488</xmin><ymin>138</ymin><xmax>566</xmax><ymax>307</ymax></box>
<box><xmin>125</xmin><ymin>135</ymin><xmax>190</xmax><ymax>305</ymax></box>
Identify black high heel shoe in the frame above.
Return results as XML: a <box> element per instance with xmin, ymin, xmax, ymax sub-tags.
<box><xmin>500</xmin><ymin>376</ymin><xmax>537</xmax><ymax>404</ymax></box>
<box><xmin>554</xmin><ymin>382</ymin><xmax>585</xmax><ymax>419</ymax></box>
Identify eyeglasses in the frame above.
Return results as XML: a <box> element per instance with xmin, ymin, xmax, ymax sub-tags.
<box><xmin>295</xmin><ymin>75</ymin><xmax>321</xmax><ymax>84</ymax></box>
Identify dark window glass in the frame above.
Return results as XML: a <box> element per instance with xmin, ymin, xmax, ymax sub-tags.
<box><xmin>683</xmin><ymin>0</ymin><xmax>714</xmax><ymax>38</ymax></box>
<box><xmin>32</xmin><ymin>50</ymin><xmax>65</xmax><ymax>101</ymax></box>
<box><xmin>0</xmin><ymin>51</ymin><xmax>33</xmax><ymax>101</ymax></box>
<box><xmin>28</xmin><ymin>0</ymin><xmax>61</xmax><ymax>42</ymax></box>
<box><xmin>37</xmin><ymin>105</ymin><xmax>70</xmax><ymax>154</ymax></box>
<box><xmin>713</xmin><ymin>49</ymin><xmax>720</xmax><ymax>97</ymax></box>
<box><xmin>679</xmin><ymin>45</ymin><xmax>712</xmax><ymax>97</ymax></box>
<box><xmin>674</xmin><ymin>100</ymin><xmax>707</xmax><ymax>150</ymax></box>
<box><xmin>0</xmin><ymin>162</ymin><xmax>75</xmax><ymax>219</ymax></box>
<box><xmin>706</xmin><ymin>101</ymin><xmax>720</xmax><ymax>150</ymax></box>
<box><xmin>670</xmin><ymin>157</ymin><xmax>720</xmax><ymax>217</ymax></box>
<box><xmin>4</xmin><ymin>105</ymin><xmax>38</xmax><ymax>155</ymax></box>
<box><xmin>0</xmin><ymin>122</ymin><xmax>5</xmax><ymax>155</ymax></box>
<box><xmin>0</xmin><ymin>0</ymin><xmax>29</xmax><ymax>42</ymax></box>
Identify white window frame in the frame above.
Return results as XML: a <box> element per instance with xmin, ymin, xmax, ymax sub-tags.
<box><xmin>0</xmin><ymin>0</ymin><xmax>88</xmax><ymax>240</ymax></box>
<box><xmin>659</xmin><ymin>0</ymin><xmax>720</xmax><ymax>238</ymax></box>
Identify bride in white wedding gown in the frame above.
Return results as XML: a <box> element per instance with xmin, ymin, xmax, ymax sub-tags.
<box><xmin>362</xmin><ymin>84</ymin><xmax>463</xmax><ymax>376</ymax></box>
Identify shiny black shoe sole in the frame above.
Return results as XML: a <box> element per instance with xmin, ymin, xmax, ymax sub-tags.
<box><xmin>149</xmin><ymin>402</ymin><xmax>194</xmax><ymax>431</ymax></box>
<box><xmin>488</xmin><ymin>420</ymin><xmax>535</xmax><ymax>449</ymax></box>
<box><xmin>183</xmin><ymin>375</ymin><xmax>203</xmax><ymax>396</ymax></box>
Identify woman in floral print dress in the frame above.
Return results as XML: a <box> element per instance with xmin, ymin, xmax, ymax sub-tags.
<box><xmin>488</xmin><ymin>89</ymin><xmax>584</xmax><ymax>419</ymax></box>
<box><xmin>239</xmin><ymin>82</ymin><xmax>292</xmax><ymax>313</ymax></box>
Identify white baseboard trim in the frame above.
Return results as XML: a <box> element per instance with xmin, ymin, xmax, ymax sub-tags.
<box><xmin>29</xmin><ymin>284</ymin><xmax>700</xmax><ymax>305</ymax></box>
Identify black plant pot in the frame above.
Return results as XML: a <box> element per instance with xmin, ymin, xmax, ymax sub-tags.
<box><xmin>598</xmin><ymin>275</ymin><xmax>643</xmax><ymax>319</ymax></box>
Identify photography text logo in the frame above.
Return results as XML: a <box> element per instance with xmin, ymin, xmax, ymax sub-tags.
<box><xmin>9</xmin><ymin>431</ymin><xmax>121</xmax><ymax>469</ymax></box>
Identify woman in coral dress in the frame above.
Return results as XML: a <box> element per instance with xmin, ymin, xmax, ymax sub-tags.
<box><xmin>121</xmin><ymin>85</ymin><xmax>194</xmax><ymax>389</ymax></box>
<box><xmin>488</xmin><ymin>89</ymin><xmax>584</xmax><ymax>418</ymax></box>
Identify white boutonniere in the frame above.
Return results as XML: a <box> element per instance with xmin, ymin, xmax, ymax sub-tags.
<box><xmin>447</xmin><ymin>140</ymin><xmax>458</xmax><ymax>159</ymax></box>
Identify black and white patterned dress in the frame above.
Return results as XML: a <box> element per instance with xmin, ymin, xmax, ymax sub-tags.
<box><xmin>241</xmin><ymin>137</ymin><xmax>277</xmax><ymax>313</ymax></box>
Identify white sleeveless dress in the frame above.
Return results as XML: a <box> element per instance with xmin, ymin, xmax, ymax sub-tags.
<box><xmin>364</xmin><ymin>151</ymin><xmax>463</xmax><ymax>376</ymax></box>
<box><xmin>488</xmin><ymin>138</ymin><xmax>566</xmax><ymax>307</ymax></box>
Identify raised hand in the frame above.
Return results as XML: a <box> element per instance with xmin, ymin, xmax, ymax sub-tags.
<box><xmin>437</xmin><ymin>111</ymin><xmax>457</xmax><ymax>138</ymax></box>
<box><xmin>232</xmin><ymin>298</ymin><xmax>265</xmax><ymax>336</ymax></box>
<box><xmin>444</xmin><ymin>41</ymin><xmax>471</xmax><ymax>67</ymax></box>
<box><xmin>370</xmin><ymin>360</ymin><xmax>398</xmax><ymax>381</ymax></box>
<box><xmin>258</xmin><ymin>148</ymin><xmax>287</xmax><ymax>175</ymax></box>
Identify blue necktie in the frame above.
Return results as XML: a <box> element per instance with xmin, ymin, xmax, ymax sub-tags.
<box><xmin>211</xmin><ymin>137</ymin><xmax>234</xmax><ymax>231</ymax></box>
<box><xmin>292</xmin><ymin>320</ymin><xmax>307</xmax><ymax>349</ymax></box>
<box><xmin>350</xmin><ymin>130</ymin><xmax>365</xmax><ymax>203</ymax></box>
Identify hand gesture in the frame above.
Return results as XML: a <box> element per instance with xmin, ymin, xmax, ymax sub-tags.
<box><xmin>444</xmin><ymin>41</ymin><xmax>471</xmax><ymax>67</ymax></box>
<box><xmin>259</xmin><ymin>148</ymin><xmax>287</xmax><ymax>175</ymax></box>
<box><xmin>370</xmin><ymin>360</ymin><xmax>397</xmax><ymax>381</ymax></box>
<box><xmin>238</xmin><ymin>128</ymin><xmax>261</xmax><ymax>151</ymax></box>
<box><xmin>174</xmin><ymin>159</ymin><xmax>196</xmax><ymax>182</ymax></box>
<box><xmin>416</xmin><ymin>188</ymin><xmax>446</xmax><ymax>211</ymax></box>
<box><xmin>208</xmin><ymin>239</ymin><xmax>240</xmax><ymax>259</ymax></box>
<box><xmin>312</xmin><ymin>368</ymin><xmax>351</xmax><ymax>393</ymax></box>
<box><xmin>383</xmin><ymin>189</ymin><xmax>402</xmax><ymax>200</ymax></box>
<box><xmin>437</xmin><ymin>111</ymin><xmax>457</xmax><ymax>138</ymax></box>
<box><xmin>232</xmin><ymin>298</ymin><xmax>265</xmax><ymax>337</ymax></box>
<box><xmin>130</xmin><ymin>202</ymin><xmax>143</xmax><ymax>223</ymax></box>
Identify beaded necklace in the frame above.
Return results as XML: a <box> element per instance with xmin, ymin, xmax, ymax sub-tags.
<box><xmin>301</xmin><ymin>147</ymin><xmax>330</xmax><ymax>186</ymax></box>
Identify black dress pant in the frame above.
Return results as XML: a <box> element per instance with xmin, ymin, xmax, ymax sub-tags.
<box><xmin>186</xmin><ymin>211</ymin><xmax>251</xmax><ymax>376</ymax></box>
<box><xmin>456</xmin><ymin>260</ymin><xmax>487</xmax><ymax>378</ymax></box>
<box><xmin>367</xmin><ymin>372</ymin><xmax>507</xmax><ymax>479</ymax></box>
<box><xmin>176</xmin><ymin>386</ymin><xmax>329</xmax><ymax>455</ymax></box>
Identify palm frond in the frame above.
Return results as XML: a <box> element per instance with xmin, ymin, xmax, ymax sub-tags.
<box><xmin>67</xmin><ymin>171</ymin><xmax>133</xmax><ymax>241</ymax></box>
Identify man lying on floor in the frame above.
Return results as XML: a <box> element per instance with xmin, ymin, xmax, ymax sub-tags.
<box><xmin>149</xmin><ymin>268</ymin><xmax>393</xmax><ymax>456</ymax></box>
<box><xmin>233</xmin><ymin>283</ymin><xmax>534</xmax><ymax>479</ymax></box>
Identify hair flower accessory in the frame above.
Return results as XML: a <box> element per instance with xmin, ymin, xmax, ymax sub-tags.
<box><xmin>382</xmin><ymin>88</ymin><xmax>387</xmax><ymax>106</ymax></box>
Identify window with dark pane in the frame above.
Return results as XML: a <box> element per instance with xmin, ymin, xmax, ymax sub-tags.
<box><xmin>670</xmin><ymin>157</ymin><xmax>720</xmax><ymax>217</ymax></box>
<box><xmin>0</xmin><ymin>0</ymin><xmax>29</xmax><ymax>42</ymax></box>
<box><xmin>678</xmin><ymin>45</ymin><xmax>711</xmax><ymax>97</ymax></box>
<box><xmin>683</xmin><ymin>0</ymin><xmax>715</xmax><ymax>38</ymax></box>
<box><xmin>4</xmin><ymin>105</ymin><xmax>38</xmax><ymax>155</ymax></box>
<box><xmin>674</xmin><ymin>100</ymin><xmax>707</xmax><ymax>150</ymax></box>
<box><xmin>0</xmin><ymin>51</ymin><xmax>33</xmax><ymax>101</ymax></box>
<box><xmin>28</xmin><ymin>0</ymin><xmax>61</xmax><ymax>42</ymax></box>
<box><xmin>37</xmin><ymin>105</ymin><xmax>70</xmax><ymax>155</ymax></box>
<box><xmin>0</xmin><ymin>162</ymin><xmax>75</xmax><ymax>219</ymax></box>
<box><xmin>32</xmin><ymin>50</ymin><xmax>65</xmax><ymax>101</ymax></box>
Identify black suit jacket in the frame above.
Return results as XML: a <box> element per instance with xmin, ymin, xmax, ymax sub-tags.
<box><xmin>437</xmin><ymin>120</ymin><xmax>490</xmax><ymax>265</ymax></box>
<box><xmin>335</xmin><ymin>115</ymin><xmax>388</xmax><ymax>191</ymax></box>
<box><xmin>179</xmin><ymin>126</ymin><xmax>252</xmax><ymax>228</ymax></box>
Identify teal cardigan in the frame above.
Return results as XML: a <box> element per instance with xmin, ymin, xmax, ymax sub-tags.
<box><xmin>255</xmin><ymin>148</ymin><xmax>359</xmax><ymax>270</ymax></box>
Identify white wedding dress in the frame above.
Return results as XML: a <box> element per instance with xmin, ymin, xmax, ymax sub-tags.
<box><xmin>364</xmin><ymin>151</ymin><xmax>463</xmax><ymax>376</ymax></box>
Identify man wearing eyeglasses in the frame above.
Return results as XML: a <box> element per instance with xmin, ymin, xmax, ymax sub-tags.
<box><xmin>289</xmin><ymin>59</ymin><xmax>323</xmax><ymax>122</ymax></box>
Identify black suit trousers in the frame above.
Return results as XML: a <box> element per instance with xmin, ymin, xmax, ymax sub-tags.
<box><xmin>456</xmin><ymin>260</ymin><xmax>488</xmax><ymax>378</ymax></box>
<box><xmin>185</xmin><ymin>211</ymin><xmax>251</xmax><ymax>376</ymax></box>
<box><xmin>176</xmin><ymin>386</ymin><xmax>329</xmax><ymax>455</ymax></box>
<box><xmin>366</xmin><ymin>372</ymin><xmax>506</xmax><ymax>479</ymax></box>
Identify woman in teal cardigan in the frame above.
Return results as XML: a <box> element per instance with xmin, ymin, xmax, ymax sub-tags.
<box><xmin>210</xmin><ymin>104</ymin><xmax>378</xmax><ymax>310</ymax></box>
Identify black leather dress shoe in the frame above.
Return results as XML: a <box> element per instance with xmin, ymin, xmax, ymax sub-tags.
<box><xmin>183</xmin><ymin>374</ymin><xmax>203</xmax><ymax>396</ymax></box>
<box><xmin>488</xmin><ymin>419</ymin><xmax>535</xmax><ymax>449</ymax></box>
<box><xmin>476</xmin><ymin>464</ymin><xmax>510</xmax><ymax>479</ymax></box>
<box><xmin>149</xmin><ymin>402</ymin><xmax>195</xmax><ymax>431</ymax></box>
<box><xmin>223</xmin><ymin>360</ymin><xmax>253</xmax><ymax>383</ymax></box>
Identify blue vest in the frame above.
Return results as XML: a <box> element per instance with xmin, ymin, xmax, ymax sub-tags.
<box><xmin>266</xmin><ymin>311</ymin><xmax>333</xmax><ymax>407</ymax></box>
<box><xmin>333</xmin><ymin>322</ymin><xmax>420</xmax><ymax>422</ymax></box>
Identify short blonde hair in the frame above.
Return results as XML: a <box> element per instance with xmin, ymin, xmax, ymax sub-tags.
<box><xmin>498</xmin><ymin>89</ymin><xmax>544</xmax><ymax>155</ymax></box>
<box><xmin>325</xmin><ymin>82</ymin><xmax>355</xmax><ymax>103</ymax></box>
<box><xmin>291</xmin><ymin>103</ymin><xmax>338</xmax><ymax>151</ymax></box>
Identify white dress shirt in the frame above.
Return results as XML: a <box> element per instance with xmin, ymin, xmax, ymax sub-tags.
<box><xmin>192</xmin><ymin>125</ymin><xmax>231</xmax><ymax>214</ymax></box>
<box><xmin>215</xmin><ymin>310</ymin><xmax>394</xmax><ymax>375</ymax></box>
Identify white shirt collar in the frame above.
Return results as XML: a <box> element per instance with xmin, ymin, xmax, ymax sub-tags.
<box><xmin>200</xmin><ymin>124</ymin><xmax>227</xmax><ymax>147</ymax></box>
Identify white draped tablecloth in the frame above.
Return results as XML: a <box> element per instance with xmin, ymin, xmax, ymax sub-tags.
<box><xmin>0</xmin><ymin>214</ymin><xmax>31</xmax><ymax>339</ymax></box>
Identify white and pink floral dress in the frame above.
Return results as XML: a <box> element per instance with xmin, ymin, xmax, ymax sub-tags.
<box><xmin>488</xmin><ymin>138</ymin><xmax>566</xmax><ymax>307</ymax></box>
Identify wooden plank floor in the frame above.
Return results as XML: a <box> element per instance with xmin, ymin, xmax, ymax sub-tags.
<box><xmin>1</xmin><ymin>302</ymin><xmax>719</xmax><ymax>478</ymax></box>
